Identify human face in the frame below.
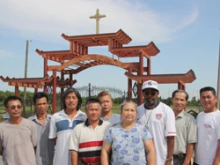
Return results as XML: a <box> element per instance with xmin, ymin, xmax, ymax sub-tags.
<box><xmin>65</xmin><ymin>92</ymin><xmax>79</xmax><ymax>111</ymax></box>
<box><xmin>6</xmin><ymin>100</ymin><xmax>23</xmax><ymax>118</ymax></box>
<box><xmin>35</xmin><ymin>97</ymin><xmax>49</xmax><ymax>116</ymax></box>
<box><xmin>172</xmin><ymin>92</ymin><xmax>187</xmax><ymax>113</ymax></box>
<box><xmin>143</xmin><ymin>89</ymin><xmax>159</xmax><ymax>107</ymax></box>
<box><xmin>99</xmin><ymin>95</ymin><xmax>112</xmax><ymax>113</ymax></box>
<box><xmin>86</xmin><ymin>103</ymin><xmax>101</xmax><ymax>122</ymax></box>
<box><xmin>121</xmin><ymin>102</ymin><xmax>137</xmax><ymax>123</ymax></box>
<box><xmin>200</xmin><ymin>90</ymin><xmax>217</xmax><ymax>112</ymax></box>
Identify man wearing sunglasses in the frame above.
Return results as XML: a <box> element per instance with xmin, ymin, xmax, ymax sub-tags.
<box><xmin>0</xmin><ymin>96</ymin><xmax>37</xmax><ymax>165</ymax></box>
<box><xmin>137</xmin><ymin>80</ymin><xmax>176</xmax><ymax>165</ymax></box>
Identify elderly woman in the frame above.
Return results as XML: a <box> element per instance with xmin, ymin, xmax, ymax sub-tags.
<box><xmin>101</xmin><ymin>100</ymin><xmax>156</xmax><ymax>165</ymax></box>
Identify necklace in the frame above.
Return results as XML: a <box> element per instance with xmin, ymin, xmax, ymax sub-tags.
<box><xmin>145</xmin><ymin>109</ymin><xmax>153</xmax><ymax>130</ymax></box>
<box><xmin>38</xmin><ymin>117</ymin><xmax>46</xmax><ymax>120</ymax></box>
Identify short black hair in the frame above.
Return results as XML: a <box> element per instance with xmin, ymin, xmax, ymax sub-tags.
<box><xmin>62</xmin><ymin>87</ymin><xmax>82</xmax><ymax>110</ymax></box>
<box><xmin>172</xmin><ymin>89</ymin><xmax>189</xmax><ymax>101</ymax></box>
<box><xmin>4</xmin><ymin>96</ymin><xmax>22</xmax><ymax>108</ymax></box>
<box><xmin>200</xmin><ymin>86</ymin><xmax>216</xmax><ymax>96</ymax></box>
<box><xmin>85</xmin><ymin>98</ymin><xmax>102</xmax><ymax>110</ymax></box>
<box><xmin>33</xmin><ymin>92</ymin><xmax>49</xmax><ymax>104</ymax></box>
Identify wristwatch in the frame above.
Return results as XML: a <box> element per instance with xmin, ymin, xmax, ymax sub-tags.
<box><xmin>166</xmin><ymin>158</ymin><xmax>173</xmax><ymax>161</ymax></box>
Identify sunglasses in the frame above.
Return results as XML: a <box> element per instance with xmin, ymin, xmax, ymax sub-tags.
<box><xmin>8</xmin><ymin>105</ymin><xmax>22</xmax><ymax>110</ymax></box>
<box><xmin>144</xmin><ymin>90</ymin><xmax>157</xmax><ymax>96</ymax></box>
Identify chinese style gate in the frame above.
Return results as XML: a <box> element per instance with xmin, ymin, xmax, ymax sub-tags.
<box><xmin>0</xmin><ymin>29</ymin><xmax>196</xmax><ymax>113</ymax></box>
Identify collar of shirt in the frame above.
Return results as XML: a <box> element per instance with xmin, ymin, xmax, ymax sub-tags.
<box><xmin>176</xmin><ymin>110</ymin><xmax>185</xmax><ymax>119</ymax></box>
<box><xmin>85</xmin><ymin>119</ymin><xmax>103</xmax><ymax>127</ymax></box>
<box><xmin>31</xmin><ymin>114</ymin><xmax>51</xmax><ymax>122</ymax></box>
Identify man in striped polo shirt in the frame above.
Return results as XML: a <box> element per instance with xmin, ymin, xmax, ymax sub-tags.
<box><xmin>69</xmin><ymin>98</ymin><xmax>110</xmax><ymax>165</ymax></box>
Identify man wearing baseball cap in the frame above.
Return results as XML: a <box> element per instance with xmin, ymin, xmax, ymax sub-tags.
<box><xmin>137</xmin><ymin>80</ymin><xmax>176</xmax><ymax>165</ymax></box>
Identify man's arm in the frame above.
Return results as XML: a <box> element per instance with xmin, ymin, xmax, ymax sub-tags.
<box><xmin>144</xmin><ymin>139</ymin><xmax>156</xmax><ymax>165</ymax></box>
<box><xmin>183</xmin><ymin>143</ymin><xmax>195</xmax><ymax>165</ymax></box>
<box><xmin>31</xmin><ymin>123</ymin><xmax>38</xmax><ymax>147</ymax></box>
<box><xmin>165</xmin><ymin>136</ymin><xmax>175</xmax><ymax>165</ymax></box>
<box><xmin>101</xmin><ymin>140</ymin><xmax>111</xmax><ymax>165</ymax></box>
<box><xmin>71</xmin><ymin>151</ymin><xmax>78</xmax><ymax>165</ymax></box>
<box><xmin>212</xmin><ymin>139</ymin><xmax>220</xmax><ymax>165</ymax></box>
<box><xmin>50</xmin><ymin>138</ymin><xmax>57</xmax><ymax>145</ymax></box>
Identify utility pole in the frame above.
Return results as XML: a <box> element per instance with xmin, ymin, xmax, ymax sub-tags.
<box><xmin>88</xmin><ymin>83</ymin><xmax>91</xmax><ymax>98</ymax></box>
<box><xmin>23</xmin><ymin>40</ymin><xmax>31</xmax><ymax>116</ymax></box>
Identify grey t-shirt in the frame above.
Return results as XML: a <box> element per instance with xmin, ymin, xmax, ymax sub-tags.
<box><xmin>29</xmin><ymin>114</ymin><xmax>54</xmax><ymax>165</ymax></box>
<box><xmin>174</xmin><ymin>110</ymin><xmax>197</xmax><ymax>154</ymax></box>
<box><xmin>100</xmin><ymin>113</ymin><xmax>121</xmax><ymax>125</ymax></box>
<box><xmin>0</xmin><ymin>118</ymin><xmax>37</xmax><ymax>165</ymax></box>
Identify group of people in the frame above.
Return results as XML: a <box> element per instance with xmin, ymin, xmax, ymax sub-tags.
<box><xmin>0</xmin><ymin>80</ymin><xmax>219</xmax><ymax>165</ymax></box>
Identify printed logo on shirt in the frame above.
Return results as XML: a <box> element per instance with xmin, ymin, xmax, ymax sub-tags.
<box><xmin>156</xmin><ymin>113</ymin><xmax>162</xmax><ymax>119</ymax></box>
<box><xmin>204</xmin><ymin>124</ymin><xmax>212</xmax><ymax>128</ymax></box>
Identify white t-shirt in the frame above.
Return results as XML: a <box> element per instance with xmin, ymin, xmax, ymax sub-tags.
<box><xmin>195</xmin><ymin>110</ymin><xmax>220</xmax><ymax>165</ymax></box>
<box><xmin>49</xmin><ymin>110</ymin><xmax>86</xmax><ymax>165</ymax></box>
<box><xmin>137</xmin><ymin>102</ymin><xmax>176</xmax><ymax>165</ymax></box>
<box><xmin>100</xmin><ymin>113</ymin><xmax>121</xmax><ymax>125</ymax></box>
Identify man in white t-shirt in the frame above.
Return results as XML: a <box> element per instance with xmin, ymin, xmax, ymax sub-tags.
<box><xmin>137</xmin><ymin>80</ymin><xmax>176</xmax><ymax>165</ymax></box>
<box><xmin>49</xmin><ymin>87</ymin><xmax>86</xmax><ymax>165</ymax></box>
<box><xmin>97</xmin><ymin>90</ymin><xmax>121</xmax><ymax>125</ymax></box>
<box><xmin>194</xmin><ymin>86</ymin><xmax>220</xmax><ymax>165</ymax></box>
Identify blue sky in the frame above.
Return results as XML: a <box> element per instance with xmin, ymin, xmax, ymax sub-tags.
<box><xmin>0</xmin><ymin>0</ymin><xmax>219</xmax><ymax>100</ymax></box>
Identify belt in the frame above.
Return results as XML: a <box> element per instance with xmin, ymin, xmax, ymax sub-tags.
<box><xmin>83</xmin><ymin>163</ymin><xmax>101</xmax><ymax>165</ymax></box>
<box><xmin>81</xmin><ymin>162</ymin><xmax>101</xmax><ymax>165</ymax></box>
<box><xmin>173</xmin><ymin>154</ymin><xmax>186</xmax><ymax>158</ymax></box>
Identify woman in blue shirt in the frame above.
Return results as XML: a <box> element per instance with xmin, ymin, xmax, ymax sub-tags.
<box><xmin>101</xmin><ymin>100</ymin><xmax>156</xmax><ymax>165</ymax></box>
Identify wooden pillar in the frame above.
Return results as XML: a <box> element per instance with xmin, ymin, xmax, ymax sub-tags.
<box><xmin>34</xmin><ymin>88</ymin><xmax>38</xmax><ymax>94</ymax></box>
<box><xmin>82</xmin><ymin>45</ymin><xmax>84</xmax><ymax>55</ymax></box>
<box><xmin>138</xmin><ymin>53</ymin><xmax>144</xmax><ymax>105</ymax></box>
<box><xmin>43</xmin><ymin>58</ymin><xmax>48</xmax><ymax>93</ymax></box>
<box><xmin>147</xmin><ymin>57</ymin><xmax>151</xmax><ymax>75</ymax></box>
<box><xmin>178</xmin><ymin>81</ymin><xmax>185</xmax><ymax>90</ymax></box>
<box><xmin>61</xmin><ymin>72</ymin><xmax>64</xmax><ymax>109</ymax></box>
<box><xmin>70</xmin><ymin>74</ymin><xmax>73</xmax><ymax>84</ymax></box>
<box><xmin>127</xmin><ymin>68</ymin><xmax>132</xmax><ymax>99</ymax></box>
<box><xmin>15</xmin><ymin>86</ymin><xmax>19</xmax><ymax>96</ymax></box>
<box><xmin>74</xmin><ymin>42</ymin><xmax>77</xmax><ymax>53</ymax></box>
<box><xmin>70</xmin><ymin>42</ymin><xmax>74</xmax><ymax>53</ymax></box>
<box><xmin>85</xmin><ymin>47</ymin><xmax>88</xmax><ymax>54</ymax></box>
<box><xmin>76</xmin><ymin>44</ymin><xmax>79</xmax><ymax>54</ymax></box>
<box><xmin>52</xmin><ymin>70</ymin><xmax>57</xmax><ymax>114</ymax></box>
<box><xmin>108</xmin><ymin>39</ymin><xmax>113</xmax><ymax>51</ymax></box>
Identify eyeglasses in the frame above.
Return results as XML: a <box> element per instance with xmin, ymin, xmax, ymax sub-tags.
<box><xmin>144</xmin><ymin>90</ymin><xmax>157</xmax><ymax>96</ymax></box>
<box><xmin>8</xmin><ymin>105</ymin><xmax>22</xmax><ymax>110</ymax></box>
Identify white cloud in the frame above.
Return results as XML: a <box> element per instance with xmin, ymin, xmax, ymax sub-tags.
<box><xmin>0</xmin><ymin>0</ymin><xmax>199</xmax><ymax>43</ymax></box>
<box><xmin>0</xmin><ymin>50</ymin><xmax>13</xmax><ymax>57</ymax></box>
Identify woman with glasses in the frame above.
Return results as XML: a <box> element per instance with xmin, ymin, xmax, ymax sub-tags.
<box><xmin>101</xmin><ymin>100</ymin><xmax>156</xmax><ymax>165</ymax></box>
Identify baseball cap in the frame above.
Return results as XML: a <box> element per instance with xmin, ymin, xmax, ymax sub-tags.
<box><xmin>142</xmin><ymin>80</ymin><xmax>159</xmax><ymax>91</ymax></box>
